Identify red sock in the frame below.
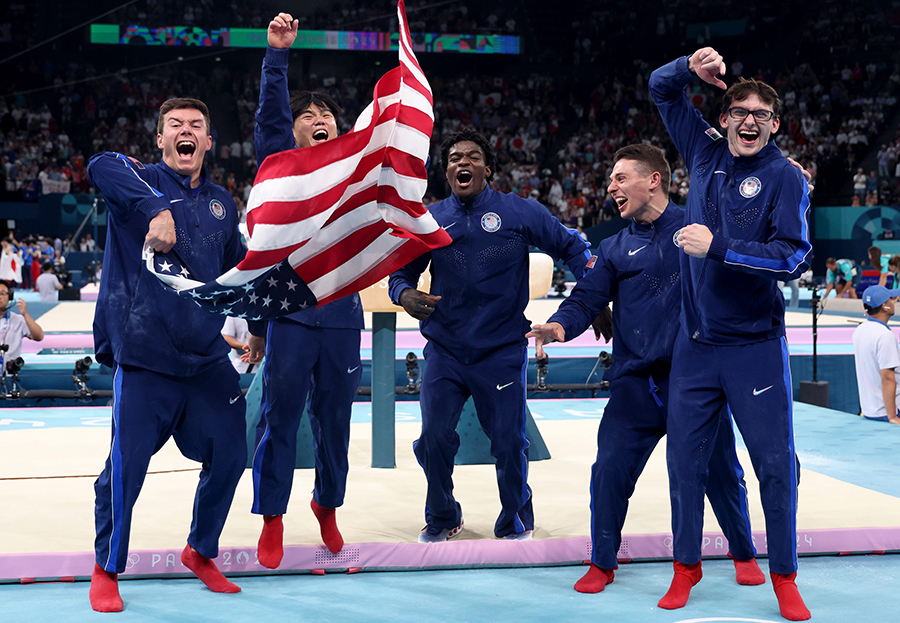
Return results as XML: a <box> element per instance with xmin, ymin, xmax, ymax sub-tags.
<box><xmin>258</xmin><ymin>514</ymin><xmax>284</xmax><ymax>569</ymax></box>
<box><xmin>574</xmin><ymin>563</ymin><xmax>616</xmax><ymax>593</ymax></box>
<box><xmin>771</xmin><ymin>572</ymin><xmax>811</xmax><ymax>621</ymax></box>
<box><xmin>311</xmin><ymin>498</ymin><xmax>344</xmax><ymax>554</ymax></box>
<box><xmin>181</xmin><ymin>545</ymin><xmax>241</xmax><ymax>593</ymax></box>
<box><xmin>89</xmin><ymin>563</ymin><xmax>123</xmax><ymax>613</ymax></box>
<box><xmin>730</xmin><ymin>553</ymin><xmax>766</xmax><ymax>585</ymax></box>
<box><xmin>658</xmin><ymin>561</ymin><xmax>702</xmax><ymax>610</ymax></box>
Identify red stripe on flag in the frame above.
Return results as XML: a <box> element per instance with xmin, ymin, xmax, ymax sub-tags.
<box><xmin>314</xmin><ymin>236</ymin><xmax>434</xmax><ymax>307</ymax></box>
<box><xmin>293</xmin><ymin>221</ymin><xmax>388</xmax><ymax>284</ymax></box>
<box><xmin>236</xmin><ymin>241</ymin><xmax>308</xmax><ymax>272</ymax></box>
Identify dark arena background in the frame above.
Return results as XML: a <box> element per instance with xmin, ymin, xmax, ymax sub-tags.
<box><xmin>1</xmin><ymin>1</ymin><xmax>899</xmax><ymax>621</ymax></box>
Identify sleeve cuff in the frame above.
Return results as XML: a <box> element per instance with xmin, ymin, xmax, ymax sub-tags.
<box><xmin>389</xmin><ymin>283</ymin><xmax>413</xmax><ymax>306</ymax></box>
<box><xmin>707</xmin><ymin>234</ymin><xmax>728</xmax><ymax>263</ymax></box>
<box><xmin>265</xmin><ymin>46</ymin><xmax>290</xmax><ymax>67</ymax></box>
<box><xmin>247</xmin><ymin>319</ymin><xmax>267</xmax><ymax>337</ymax></box>
<box><xmin>136</xmin><ymin>195</ymin><xmax>171</xmax><ymax>219</ymax></box>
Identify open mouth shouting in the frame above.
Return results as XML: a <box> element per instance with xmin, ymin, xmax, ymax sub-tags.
<box><xmin>738</xmin><ymin>129</ymin><xmax>760</xmax><ymax>146</ymax></box>
<box><xmin>456</xmin><ymin>169</ymin><xmax>473</xmax><ymax>189</ymax></box>
<box><xmin>176</xmin><ymin>140</ymin><xmax>197</xmax><ymax>162</ymax></box>
<box><xmin>312</xmin><ymin>129</ymin><xmax>329</xmax><ymax>142</ymax></box>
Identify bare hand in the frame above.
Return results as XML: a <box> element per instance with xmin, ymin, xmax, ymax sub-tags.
<box><xmin>786</xmin><ymin>157</ymin><xmax>815</xmax><ymax>194</ymax></box>
<box><xmin>591</xmin><ymin>306</ymin><xmax>613</xmax><ymax>343</ymax></box>
<box><xmin>526</xmin><ymin>322</ymin><xmax>566</xmax><ymax>359</ymax></box>
<box><xmin>674</xmin><ymin>224</ymin><xmax>713</xmax><ymax>258</ymax></box>
<box><xmin>145</xmin><ymin>210</ymin><xmax>176</xmax><ymax>253</ymax></box>
<box><xmin>689</xmin><ymin>47</ymin><xmax>727</xmax><ymax>90</ymax></box>
<box><xmin>268</xmin><ymin>12</ymin><xmax>298</xmax><ymax>49</ymax></box>
<box><xmin>399</xmin><ymin>288</ymin><xmax>442</xmax><ymax>321</ymax></box>
<box><xmin>246</xmin><ymin>334</ymin><xmax>266</xmax><ymax>364</ymax></box>
<box><xmin>16</xmin><ymin>299</ymin><xmax>27</xmax><ymax>315</ymax></box>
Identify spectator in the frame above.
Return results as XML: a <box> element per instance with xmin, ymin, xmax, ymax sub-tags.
<box><xmin>35</xmin><ymin>262</ymin><xmax>63</xmax><ymax>302</ymax></box>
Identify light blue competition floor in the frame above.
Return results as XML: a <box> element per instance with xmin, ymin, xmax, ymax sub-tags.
<box><xmin>0</xmin><ymin>399</ymin><xmax>609</xmax><ymax>430</ymax></box>
<box><xmin>2</xmin><ymin>555</ymin><xmax>898</xmax><ymax>623</ymax></box>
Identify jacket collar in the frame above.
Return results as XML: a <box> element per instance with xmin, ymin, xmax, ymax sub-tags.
<box><xmin>724</xmin><ymin>138</ymin><xmax>783</xmax><ymax>173</ymax></box>
<box><xmin>448</xmin><ymin>185</ymin><xmax>495</xmax><ymax>212</ymax></box>
<box><xmin>158</xmin><ymin>159</ymin><xmax>210</xmax><ymax>190</ymax></box>
<box><xmin>632</xmin><ymin>200</ymin><xmax>680</xmax><ymax>233</ymax></box>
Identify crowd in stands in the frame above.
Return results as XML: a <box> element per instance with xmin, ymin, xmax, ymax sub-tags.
<box><xmin>3</xmin><ymin>0</ymin><xmax>900</xmax><ymax>234</ymax></box>
<box><xmin>110</xmin><ymin>0</ymin><xmax>519</xmax><ymax>35</ymax></box>
<box><xmin>0</xmin><ymin>232</ymin><xmax>92</xmax><ymax>292</ymax></box>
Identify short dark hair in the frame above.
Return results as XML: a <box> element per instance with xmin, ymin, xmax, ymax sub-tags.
<box><xmin>722</xmin><ymin>78</ymin><xmax>780</xmax><ymax>117</ymax></box>
<box><xmin>289</xmin><ymin>90</ymin><xmax>343</xmax><ymax>123</ymax></box>
<box><xmin>826</xmin><ymin>257</ymin><xmax>837</xmax><ymax>266</ymax></box>
<box><xmin>614</xmin><ymin>144</ymin><xmax>672</xmax><ymax>197</ymax></box>
<box><xmin>42</xmin><ymin>262</ymin><xmax>53</xmax><ymax>272</ymax></box>
<box><xmin>157</xmin><ymin>98</ymin><xmax>211</xmax><ymax>135</ymax></box>
<box><xmin>439</xmin><ymin>128</ymin><xmax>497</xmax><ymax>182</ymax></box>
<box><xmin>0</xmin><ymin>280</ymin><xmax>11</xmax><ymax>295</ymax></box>
<box><xmin>864</xmin><ymin>303</ymin><xmax>884</xmax><ymax>316</ymax></box>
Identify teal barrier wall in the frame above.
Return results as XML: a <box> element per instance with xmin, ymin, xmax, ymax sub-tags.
<box><xmin>3</xmin><ymin>194</ymin><xmax>107</xmax><ymax>241</ymax></box>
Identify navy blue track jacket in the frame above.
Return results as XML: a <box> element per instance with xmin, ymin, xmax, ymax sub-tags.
<box><xmin>649</xmin><ymin>57</ymin><xmax>812</xmax><ymax>345</ymax></box>
<box><xmin>389</xmin><ymin>186</ymin><xmax>591</xmax><ymax>365</ymax></box>
<box><xmin>88</xmin><ymin>153</ymin><xmax>245</xmax><ymax>376</ymax></box>
<box><xmin>548</xmin><ymin>202</ymin><xmax>683</xmax><ymax>381</ymax></box>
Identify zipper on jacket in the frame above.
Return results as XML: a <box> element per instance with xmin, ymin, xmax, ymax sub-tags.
<box><xmin>191</xmin><ymin>191</ymin><xmax>201</xmax><ymax>227</ymax></box>
<box><xmin>691</xmin><ymin>170</ymin><xmax>725</xmax><ymax>340</ymax></box>
<box><xmin>652</xmin><ymin>219</ymin><xmax>672</xmax><ymax>351</ymax></box>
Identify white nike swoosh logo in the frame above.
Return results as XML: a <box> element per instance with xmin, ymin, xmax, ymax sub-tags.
<box><xmin>714</xmin><ymin>171</ymin><xmax>727</xmax><ymax>175</ymax></box>
<box><xmin>443</xmin><ymin>222</ymin><xmax>457</xmax><ymax>230</ymax></box>
<box><xmin>628</xmin><ymin>245</ymin><xmax>647</xmax><ymax>256</ymax></box>
<box><xmin>169</xmin><ymin>198</ymin><xmax>184</xmax><ymax>203</ymax></box>
<box><xmin>347</xmin><ymin>366</ymin><xmax>360</xmax><ymax>374</ymax></box>
<box><xmin>496</xmin><ymin>382</ymin><xmax>514</xmax><ymax>390</ymax></box>
<box><xmin>229</xmin><ymin>395</ymin><xmax>241</xmax><ymax>404</ymax></box>
<box><xmin>752</xmin><ymin>385</ymin><xmax>773</xmax><ymax>396</ymax></box>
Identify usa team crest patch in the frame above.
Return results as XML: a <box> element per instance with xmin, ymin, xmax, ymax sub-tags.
<box><xmin>739</xmin><ymin>176</ymin><xmax>762</xmax><ymax>198</ymax></box>
<box><xmin>209</xmin><ymin>199</ymin><xmax>226</xmax><ymax>220</ymax></box>
<box><xmin>481</xmin><ymin>212</ymin><xmax>501</xmax><ymax>232</ymax></box>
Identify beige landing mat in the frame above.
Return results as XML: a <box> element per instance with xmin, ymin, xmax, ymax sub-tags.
<box><xmin>2</xmin><ymin>419</ymin><xmax>899</xmax><ymax>556</ymax></box>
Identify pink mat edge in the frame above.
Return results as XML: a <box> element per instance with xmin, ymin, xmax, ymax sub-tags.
<box><xmin>3</xmin><ymin>527</ymin><xmax>898</xmax><ymax>582</ymax></box>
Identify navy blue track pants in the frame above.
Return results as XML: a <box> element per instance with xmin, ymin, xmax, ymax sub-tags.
<box><xmin>416</xmin><ymin>342</ymin><xmax>533</xmax><ymax>538</ymax></box>
<box><xmin>668</xmin><ymin>333</ymin><xmax>799</xmax><ymax>574</ymax></box>
<box><xmin>94</xmin><ymin>361</ymin><xmax>246</xmax><ymax>573</ymax></box>
<box><xmin>591</xmin><ymin>365</ymin><xmax>756</xmax><ymax>569</ymax></box>
<box><xmin>251</xmin><ymin>319</ymin><xmax>361</xmax><ymax>514</ymax></box>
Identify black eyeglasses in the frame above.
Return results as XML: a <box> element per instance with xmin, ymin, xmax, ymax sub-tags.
<box><xmin>727</xmin><ymin>107</ymin><xmax>776</xmax><ymax>122</ymax></box>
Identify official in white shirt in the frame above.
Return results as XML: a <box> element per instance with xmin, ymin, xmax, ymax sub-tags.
<box><xmin>851</xmin><ymin>285</ymin><xmax>900</xmax><ymax>424</ymax></box>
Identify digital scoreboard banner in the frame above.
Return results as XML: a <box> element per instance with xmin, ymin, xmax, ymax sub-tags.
<box><xmin>89</xmin><ymin>24</ymin><xmax>521</xmax><ymax>54</ymax></box>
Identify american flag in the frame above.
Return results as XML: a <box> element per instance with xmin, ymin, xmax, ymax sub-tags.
<box><xmin>151</xmin><ymin>0</ymin><xmax>450</xmax><ymax>320</ymax></box>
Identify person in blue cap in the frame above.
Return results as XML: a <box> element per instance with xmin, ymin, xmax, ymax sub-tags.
<box><xmin>852</xmin><ymin>284</ymin><xmax>900</xmax><ymax>424</ymax></box>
